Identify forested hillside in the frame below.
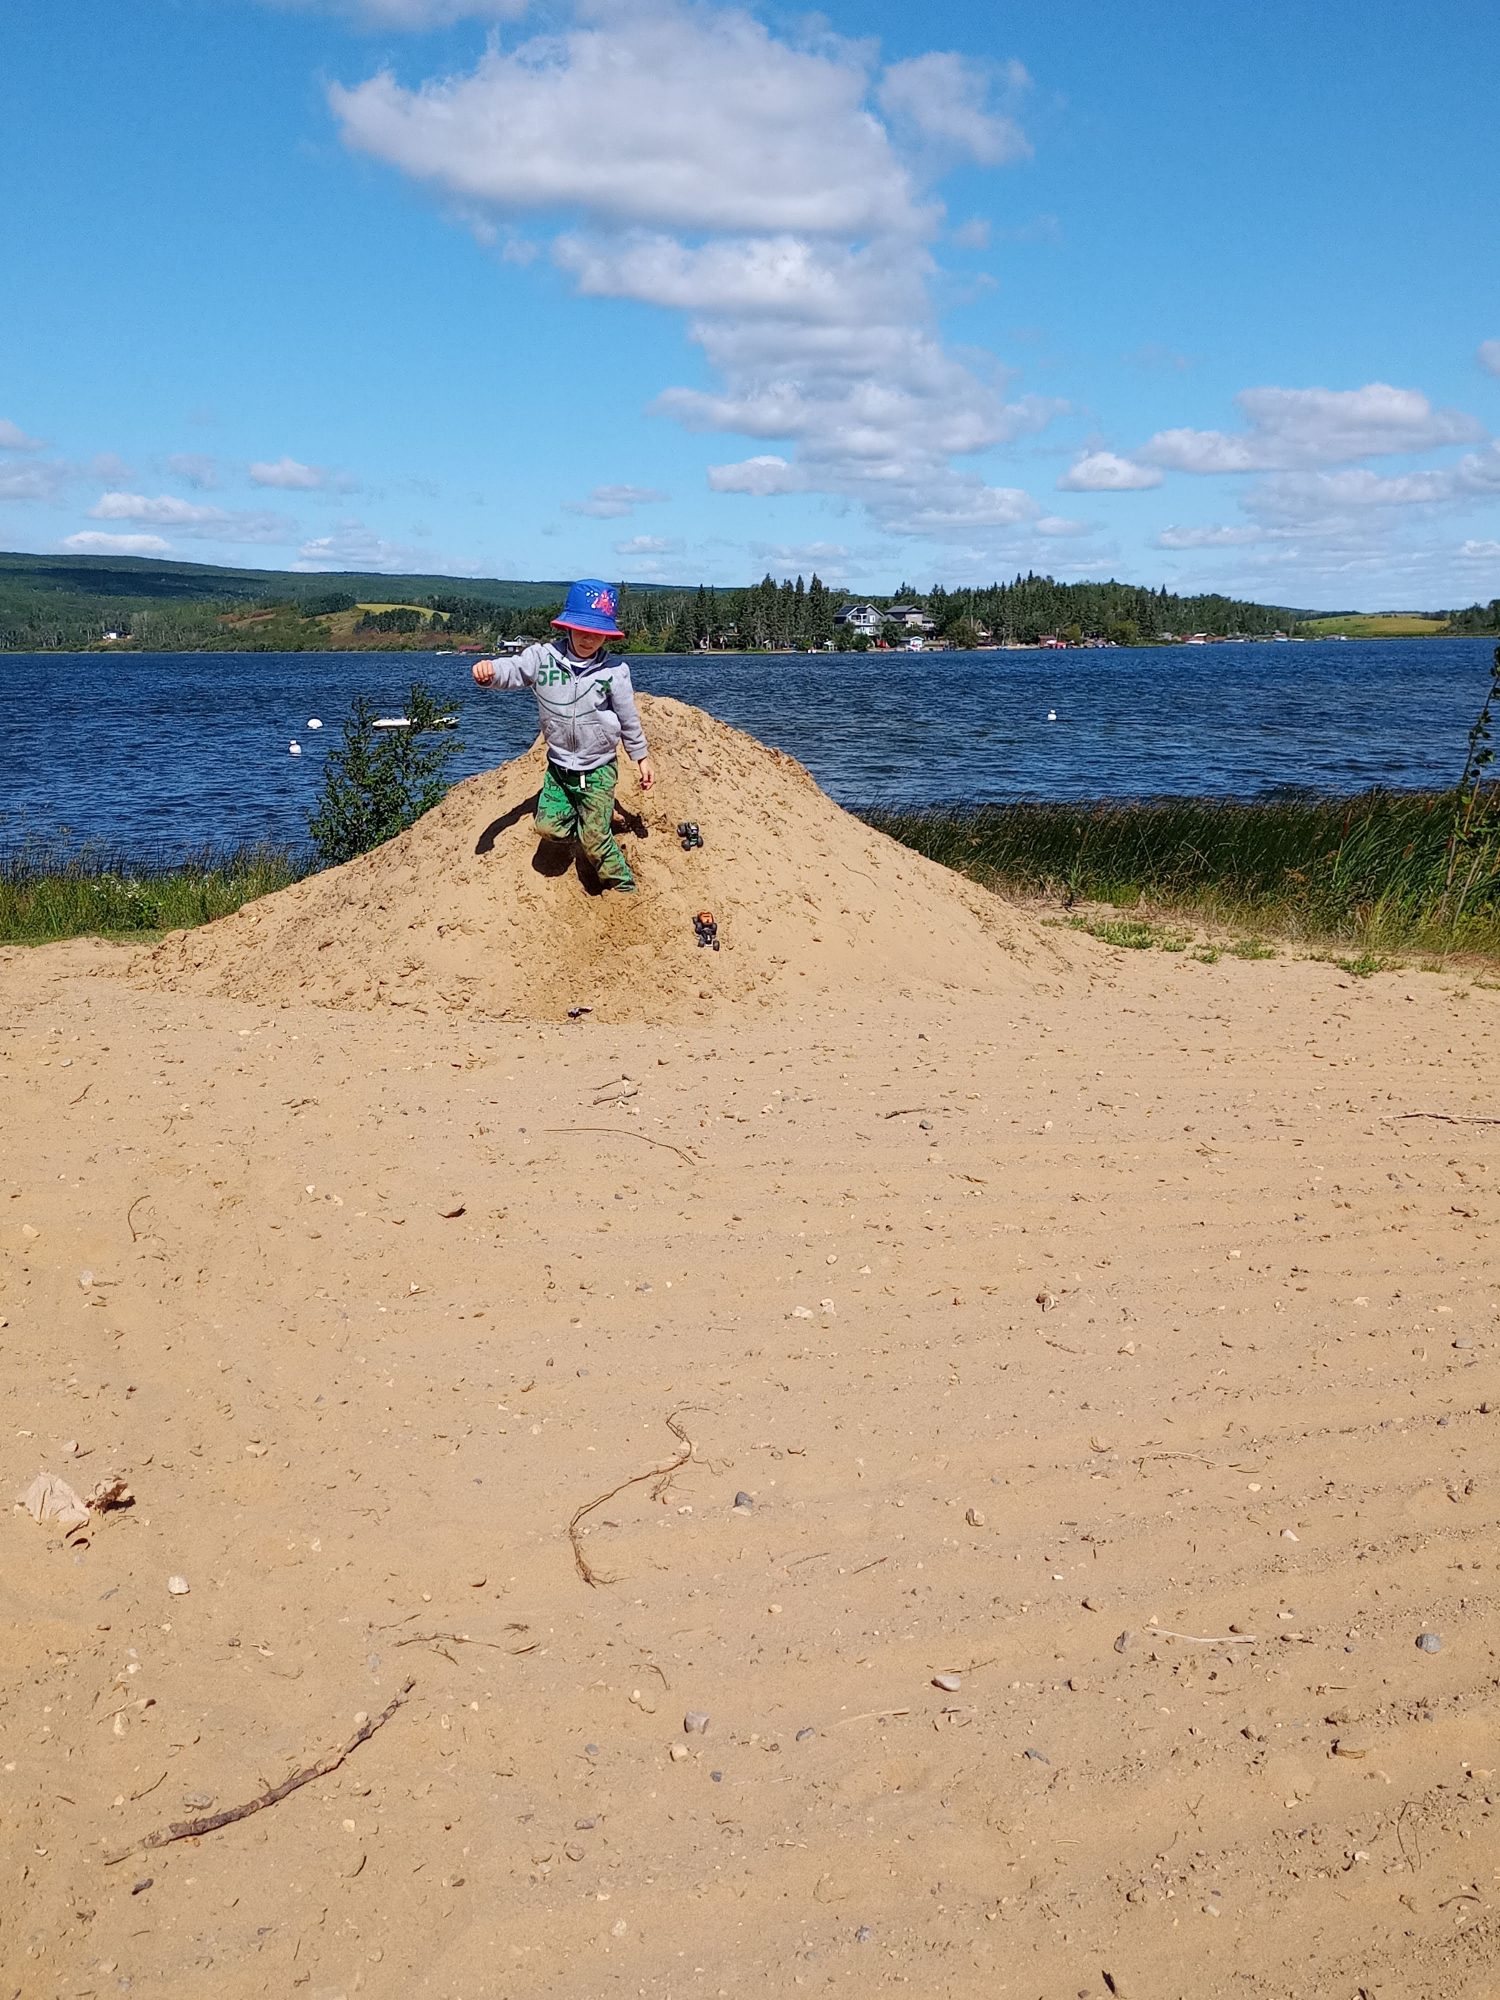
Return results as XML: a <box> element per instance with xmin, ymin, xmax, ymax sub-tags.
<box><xmin>0</xmin><ymin>547</ymin><xmax>1328</xmax><ymax>653</ymax></box>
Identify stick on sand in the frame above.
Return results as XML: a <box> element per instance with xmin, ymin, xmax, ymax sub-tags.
<box><xmin>104</xmin><ymin>1678</ymin><xmax>415</xmax><ymax>1865</ymax></box>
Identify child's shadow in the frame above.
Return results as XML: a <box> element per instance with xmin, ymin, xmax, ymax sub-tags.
<box><xmin>473</xmin><ymin>795</ymin><xmax>647</xmax><ymax>898</ymax></box>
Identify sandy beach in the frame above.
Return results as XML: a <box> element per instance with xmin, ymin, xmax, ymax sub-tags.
<box><xmin>4</xmin><ymin>702</ymin><xmax>1498</xmax><ymax>1999</ymax></box>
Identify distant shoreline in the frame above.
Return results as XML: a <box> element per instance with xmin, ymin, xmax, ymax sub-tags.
<box><xmin>3</xmin><ymin>630</ymin><xmax>1491</xmax><ymax>659</ymax></box>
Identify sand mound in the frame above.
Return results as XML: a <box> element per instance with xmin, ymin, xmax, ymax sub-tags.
<box><xmin>138</xmin><ymin>695</ymin><xmax>1039</xmax><ymax>1022</ymax></box>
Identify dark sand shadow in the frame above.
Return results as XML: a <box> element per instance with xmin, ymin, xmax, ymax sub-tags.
<box><xmin>477</xmin><ymin>790</ymin><xmax>639</xmax><ymax>896</ymax></box>
<box><xmin>474</xmin><ymin>795</ymin><xmax>540</xmax><ymax>855</ymax></box>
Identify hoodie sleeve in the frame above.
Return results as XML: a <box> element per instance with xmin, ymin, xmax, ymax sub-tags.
<box><xmin>607</xmin><ymin>660</ymin><xmax>648</xmax><ymax>760</ymax></box>
<box><xmin>484</xmin><ymin>642</ymin><xmax>544</xmax><ymax>690</ymax></box>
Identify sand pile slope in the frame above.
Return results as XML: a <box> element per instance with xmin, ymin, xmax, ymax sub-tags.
<box><xmin>139</xmin><ymin>694</ymin><xmax>1042</xmax><ymax>1022</ymax></box>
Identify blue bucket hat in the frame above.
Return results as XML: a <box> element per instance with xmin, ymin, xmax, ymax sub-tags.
<box><xmin>553</xmin><ymin>579</ymin><xmax>624</xmax><ymax>638</ymax></box>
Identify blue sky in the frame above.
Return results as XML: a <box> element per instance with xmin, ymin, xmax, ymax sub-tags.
<box><xmin>2</xmin><ymin>0</ymin><xmax>1498</xmax><ymax>606</ymax></box>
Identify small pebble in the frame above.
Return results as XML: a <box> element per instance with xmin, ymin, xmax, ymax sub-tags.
<box><xmin>574</xmin><ymin>1817</ymin><xmax>596</xmax><ymax>1831</ymax></box>
<box><xmin>1082</xmin><ymin>1596</ymin><xmax>1101</xmax><ymax>1612</ymax></box>
<box><xmin>710</xmin><ymin>1769</ymin><xmax>723</xmax><ymax>1782</ymax></box>
<box><xmin>1416</xmin><ymin>1631</ymin><xmax>1443</xmax><ymax>1654</ymax></box>
<box><xmin>795</xmin><ymin>1727</ymin><xmax>815</xmax><ymax>1743</ymax></box>
<box><xmin>1023</xmin><ymin>1747</ymin><xmax>1050</xmax><ymax>1763</ymax></box>
<box><xmin>1114</xmin><ymin>1629</ymin><xmax>1134</xmax><ymax>1654</ymax></box>
<box><xmin>965</xmin><ymin>1507</ymin><xmax>985</xmax><ymax>1527</ymax></box>
<box><xmin>167</xmin><ymin>1576</ymin><xmax>190</xmax><ymax>1596</ymax></box>
<box><xmin>584</xmin><ymin>1743</ymin><xmax>600</xmax><ymax>1757</ymax></box>
<box><xmin>564</xmin><ymin>1842</ymin><xmax>584</xmax><ymax>1862</ymax></box>
<box><xmin>855</xmin><ymin>1925</ymin><xmax>873</xmax><ymax>1944</ymax></box>
<box><xmin>684</xmin><ymin>1711</ymin><xmax>710</xmax><ymax>1735</ymax></box>
<box><xmin>668</xmin><ymin>1744</ymin><xmax>689</xmax><ymax>1762</ymax></box>
<box><xmin>918</xmin><ymin>1120</ymin><xmax>933</xmax><ymax>1132</ymax></box>
<box><xmin>1453</xmin><ymin>1338</ymin><xmax>1473</xmax><ymax>1350</ymax></box>
<box><xmin>932</xmin><ymin>1672</ymin><xmax>962</xmax><ymax>1693</ymax></box>
<box><xmin>733</xmin><ymin>1491</ymin><xmax>754</xmax><ymax>1511</ymax></box>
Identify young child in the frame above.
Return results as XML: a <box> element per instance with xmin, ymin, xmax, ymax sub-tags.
<box><xmin>471</xmin><ymin>580</ymin><xmax>654</xmax><ymax>892</ymax></box>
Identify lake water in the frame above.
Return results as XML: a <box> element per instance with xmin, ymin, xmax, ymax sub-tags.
<box><xmin>2</xmin><ymin>637</ymin><xmax>1493</xmax><ymax>859</ymax></box>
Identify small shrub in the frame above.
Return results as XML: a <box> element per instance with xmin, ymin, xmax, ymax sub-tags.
<box><xmin>1335</xmin><ymin>952</ymin><xmax>1393</xmax><ymax>978</ymax></box>
<box><xmin>308</xmin><ymin>683</ymin><xmax>462</xmax><ymax>869</ymax></box>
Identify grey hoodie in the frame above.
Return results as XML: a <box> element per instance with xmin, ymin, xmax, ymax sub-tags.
<box><xmin>484</xmin><ymin>639</ymin><xmax>648</xmax><ymax>774</ymax></box>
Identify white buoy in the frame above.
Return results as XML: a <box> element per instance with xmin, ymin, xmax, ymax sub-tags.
<box><xmin>307</xmin><ymin>718</ymin><xmax>323</xmax><ymax>730</ymax></box>
<box><xmin>289</xmin><ymin>741</ymin><xmax>302</xmax><ymax>756</ymax></box>
<box><xmin>1047</xmin><ymin>709</ymin><xmax>1057</xmax><ymax>722</ymax></box>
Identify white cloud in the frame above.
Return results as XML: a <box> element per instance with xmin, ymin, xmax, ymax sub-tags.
<box><xmin>0</xmin><ymin>461</ymin><xmax>69</xmax><ymax>503</ymax></box>
<box><xmin>1057</xmin><ymin>450</ymin><xmax>1163</xmax><ymax>492</ymax></box>
<box><xmin>951</xmin><ymin>217</ymin><xmax>990</xmax><ymax>250</ymax></box>
<box><xmin>294</xmin><ymin>518</ymin><xmax>477</xmax><ymax>573</ymax></box>
<box><xmin>330</xmin><ymin>1</ymin><xmax>1051</xmax><ymax>555</ymax></box>
<box><xmin>613</xmin><ymin>533</ymin><xmax>679</xmax><ymax>557</ymax></box>
<box><xmin>331</xmin><ymin>11</ymin><xmax>929</xmax><ymax>238</ymax></box>
<box><xmin>1153</xmin><ymin>524</ymin><xmax>1267</xmax><ymax>549</ymax></box>
<box><xmin>1143</xmin><ymin>383</ymin><xmax>1484</xmax><ymax>474</ymax></box>
<box><xmin>269</xmin><ymin>0</ymin><xmax>530</xmax><ymax>25</ymax></box>
<box><xmin>563</xmin><ymin>483</ymin><xmax>669</xmax><ymax>519</ymax></box>
<box><xmin>876</xmin><ymin>53</ymin><xmax>1031</xmax><ymax>167</ymax></box>
<box><xmin>1478</xmin><ymin>341</ymin><xmax>1500</xmax><ymax>380</ymax></box>
<box><xmin>0</xmin><ymin>419</ymin><xmax>46</xmax><ymax>452</ymax></box>
<box><xmin>61</xmin><ymin>531</ymin><xmax>172</xmax><ymax>556</ymax></box>
<box><xmin>167</xmin><ymin>452</ymin><xmax>220</xmax><ymax>489</ymax></box>
<box><xmin>707</xmin><ymin>454</ymin><xmax>807</xmax><ymax>496</ymax></box>
<box><xmin>1034</xmin><ymin>514</ymin><xmax>1091</xmax><ymax>537</ymax></box>
<box><xmin>556</xmin><ymin>230</ymin><xmax>916</xmax><ymax>323</ymax></box>
<box><xmin>88</xmin><ymin>490</ymin><xmax>292</xmax><ymax>544</ymax></box>
<box><xmin>249</xmin><ymin>456</ymin><xmax>331</xmax><ymax>490</ymax></box>
<box><xmin>91</xmin><ymin>491</ymin><xmax>229</xmax><ymax>526</ymax></box>
<box><xmin>750</xmin><ymin>540</ymin><xmax>850</xmax><ymax>575</ymax></box>
<box><xmin>1458</xmin><ymin>539</ymin><xmax>1500</xmax><ymax>560</ymax></box>
<box><xmin>1247</xmin><ymin>446</ymin><xmax>1500</xmax><ymax>524</ymax></box>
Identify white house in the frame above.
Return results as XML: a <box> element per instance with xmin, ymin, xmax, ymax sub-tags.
<box><xmin>834</xmin><ymin>603</ymin><xmax>886</xmax><ymax>636</ymax></box>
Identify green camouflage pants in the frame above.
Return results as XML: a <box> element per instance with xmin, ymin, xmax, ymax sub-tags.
<box><xmin>535</xmin><ymin>760</ymin><xmax>635</xmax><ymax>888</ymax></box>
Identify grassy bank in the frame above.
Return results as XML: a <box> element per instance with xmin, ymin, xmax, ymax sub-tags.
<box><xmin>7</xmin><ymin>792</ymin><xmax>1499</xmax><ymax>964</ymax></box>
<box><xmin>0</xmin><ymin>842</ymin><xmax>303</xmax><ymax>944</ymax></box>
<box><xmin>863</xmin><ymin>790</ymin><xmax>1500</xmax><ymax>960</ymax></box>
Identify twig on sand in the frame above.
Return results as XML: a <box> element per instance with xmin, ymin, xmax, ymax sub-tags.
<box><xmin>1150</xmin><ymin>1628</ymin><xmax>1258</xmax><ymax>1645</ymax></box>
<box><xmin>1388</xmin><ymin>1112</ymin><xmax>1500</xmax><ymax>1127</ymax></box>
<box><xmin>883</xmin><ymin>1107</ymin><xmax>937</xmax><ymax>1120</ymax></box>
<box><xmin>831</xmin><ymin>1708</ymin><xmax>911</xmax><ymax>1727</ymax></box>
<box><xmin>126</xmin><ymin>1196</ymin><xmax>150</xmax><ymax>1243</ymax></box>
<box><xmin>546</xmin><ymin>1125</ymin><xmax>698</xmax><ymax>1166</ymax></box>
<box><xmin>568</xmin><ymin>1410</ymin><xmax>704</xmax><ymax>1587</ymax></box>
<box><xmin>394</xmin><ymin>1631</ymin><xmax>527</xmax><ymax>1662</ymax></box>
<box><xmin>104</xmin><ymin>1678</ymin><xmax>415</xmax><ymax>1865</ymax></box>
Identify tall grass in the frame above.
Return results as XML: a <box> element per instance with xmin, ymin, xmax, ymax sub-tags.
<box><xmin>862</xmin><ymin>789</ymin><xmax>1500</xmax><ymax>958</ymax></box>
<box><xmin>0</xmin><ymin>840</ymin><xmax>304</xmax><ymax>944</ymax></box>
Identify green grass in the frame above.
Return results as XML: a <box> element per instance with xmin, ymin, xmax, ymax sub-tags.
<box><xmin>0</xmin><ymin>841</ymin><xmax>304</xmax><ymax>944</ymax></box>
<box><xmin>1301</xmin><ymin>614</ymin><xmax>1449</xmax><ymax>638</ymax></box>
<box><xmin>863</xmin><ymin>790</ymin><xmax>1500</xmax><ymax>961</ymax></box>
